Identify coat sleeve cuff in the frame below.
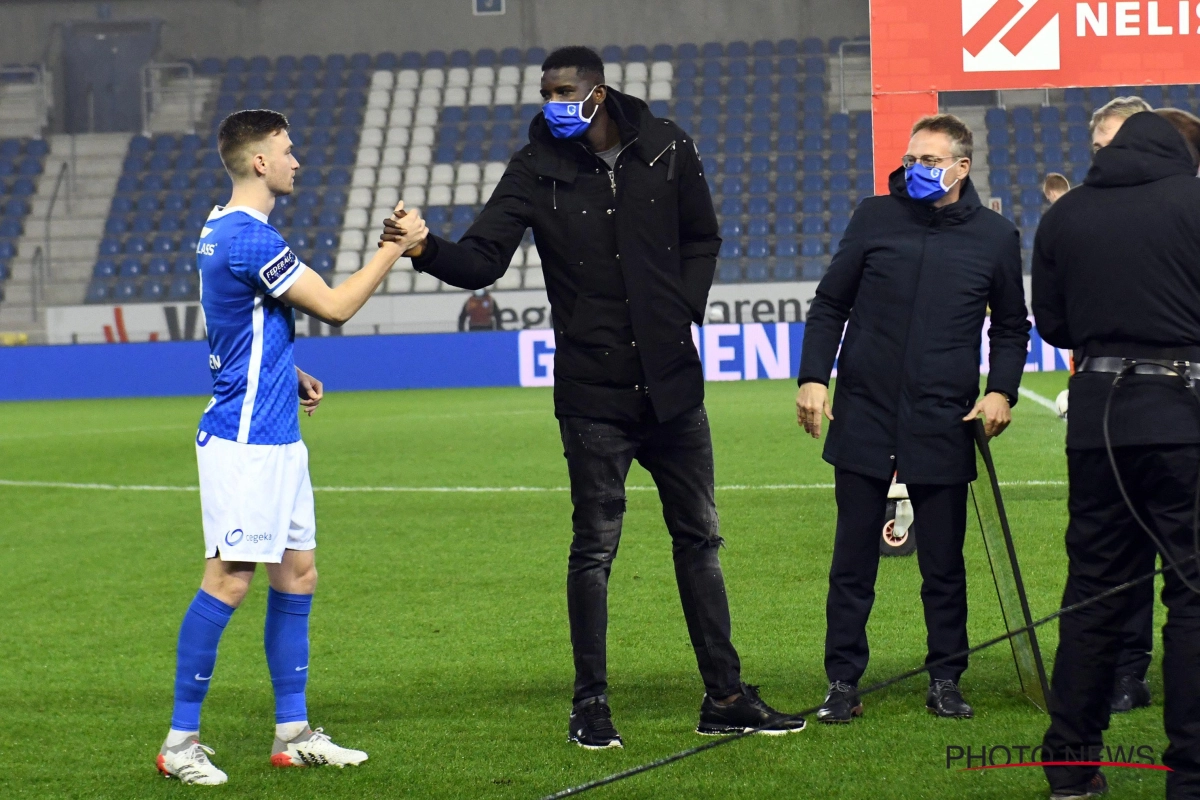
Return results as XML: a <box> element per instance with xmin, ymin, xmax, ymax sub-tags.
<box><xmin>410</xmin><ymin>236</ymin><xmax>441</xmax><ymax>271</ymax></box>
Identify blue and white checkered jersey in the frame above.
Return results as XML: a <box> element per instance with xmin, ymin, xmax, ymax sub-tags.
<box><xmin>197</xmin><ymin>205</ymin><xmax>307</xmax><ymax>445</ymax></box>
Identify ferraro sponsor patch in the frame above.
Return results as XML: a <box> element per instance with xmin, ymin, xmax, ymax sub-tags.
<box><xmin>260</xmin><ymin>248</ymin><xmax>299</xmax><ymax>289</ymax></box>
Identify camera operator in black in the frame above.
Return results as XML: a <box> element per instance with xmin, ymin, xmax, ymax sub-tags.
<box><xmin>380</xmin><ymin>46</ymin><xmax>803</xmax><ymax>748</ymax></box>
<box><xmin>1032</xmin><ymin>110</ymin><xmax>1200</xmax><ymax>800</ymax></box>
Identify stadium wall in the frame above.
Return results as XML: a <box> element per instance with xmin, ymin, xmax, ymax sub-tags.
<box><xmin>2</xmin><ymin>322</ymin><xmax>1069</xmax><ymax>402</ymax></box>
<box><xmin>0</xmin><ymin>0</ymin><xmax>868</xmax><ymax>64</ymax></box>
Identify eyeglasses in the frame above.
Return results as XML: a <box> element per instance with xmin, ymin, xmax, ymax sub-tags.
<box><xmin>902</xmin><ymin>154</ymin><xmax>962</xmax><ymax>169</ymax></box>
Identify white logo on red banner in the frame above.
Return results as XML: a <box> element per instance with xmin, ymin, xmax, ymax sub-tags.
<box><xmin>962</xmin><ymin>0</ymin><xmax>1061</xmax><ymax>72</ymax></box>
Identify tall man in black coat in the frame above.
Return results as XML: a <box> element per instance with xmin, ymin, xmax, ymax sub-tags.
<box><xmin>795</xmin><ymin>114</ymin><xmax>1031</xmax><ymax>723</ymax></box>
<box><xmin>1032</xmin><ymin>110</ymin><xmax>1200</xmax><ymax>800</ymax></box>
<box><xmin>380</xmin><ymin>46</ymin><xmax>803</xmax><ymax>748</ymax></box>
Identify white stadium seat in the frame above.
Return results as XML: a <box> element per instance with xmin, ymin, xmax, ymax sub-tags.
<box><xmin>606</xmin><ymin>81</ymin><xmax>622</xmax><ymax>93</ymax></box>
<box><xmin>360</xmin><ymin>128</ymin><xmax>383</xmax><ymax>148</ymax></box>
<box><xmin>414</xmin><ymin>106</ymin><xmax>438</xmax><ymax>126</ymax></box>
<box><xmin>481</xmin><ymin>181</ymin><xmax>498</xmax><ymax>202</ymax></box>
<box><xmin>378</xmin><ymin>166</ymin><xmax>402</xmax><ymax>188</ymax></box>
<box><xmin>497</xmin><ymin>65</ymin><xmax>520</xmax><ymax>86</ymax></box>
<box><xmin>370</xmin><ymin>70</ymin><xmax>394</xmax><ymax>90</ymax></box>
<box><xmin>355</xmin><ymin>146</ymin><xmax>380</xmax><ymax>168</ymax></box>
<box><xmin>624</xmin><ymin>81</ymin><xmax>647</xmax><ymax>100</ymax></box>
<box><xmin>384</xmin><ymin>128</ymin><xmax>409</xmax><ymax>149</ymax></box>
<box><xmin>381</xmin><ymin>145</ymin><xmax>407</xmax><ymax>166</ymax></box>
<box><xmin>412</xmin><ymin>272</ymin><xmax>442</xmax><ymax>292</ymax></box>
<box><xmin>411</xmin><ymin>126</ymin><xmax>436</xmax><ymax>147</ymax></box>
<box><xmin>468</xmin><ymin>87</ymin><xmax>492</xmax><ymax>107</ymax></box>
<box><xmin>484</xmin><ymin>162</ymin><xmax>507</xmax><ymax>183</ymax></box>
<box><xmin>509</xmin><ymin>247</ymin><xmax>526</xmax><ymax>269</ymax></box>
<box><xmin>524</xmin><ymin>245</ymin><xmax>541</xmax><ymax>267</ymax></box>
<box><xmin>421</xmin><ymin>68</ymin><xmax>445</xmax><ymax>88</ymax></box>
<box><xmin>347</xmin><ymin>188</ymin><xmax>373</xmax><ymax>210</ymax></box>
<box><xmin>396</xmin><ymin>69</ymin><xmax>420</xmax><ymax>89</ymax></box>
<box><xmin>351</xmin><ymin>167</ymin><xmax>376</xmax><ymax>188</ymax></box>
<box><xmin>495</xmin><ymin>270</ymin><xmax>522</xmax><ymax>290</ymax></box>
<box><xmin>392</xmin><ymin>88</ymin><xmax>415</xmax><ymax>109</ymax></box>
<box><xmin>394</xmin><ymin>256</ymin><xmax>415</xmax><ymax>272</ymax></box>
<box><xmin>386</xmin><ymin>272</ymin><xmax>412</xmax><ymax>294</ymax></box>
<box><xmin>604</xmin><ymin>63</ymin><xmax>623</xmax><ymax>84</ymax></box>
<box><xmin>402</xmin><ymin>185</ymin><xmax>427</xmax><ymax>207</ymax></box>
<box><xmin>624</xmin><ymin>63</ymin><xmax>648</xmax><ymax>82</ymax></box>
<box><xmin>367</xmin><ymin>89</ymin><xmax>390</xmax><ymax>110</ymax></box>
<box><xmin>648</xmin><ymin>81</ymin><xmax>672</xmax><ymax>101</ymax></box>
<box><xmin>520</xmin><ymin>85</ymin><xmax>542</xmax><ymax>105</ymax></box>
<box><xmin>332</xmin><ymin>273</ymin><xmax>351</xmax><ymax>287</ymax></box>
<box><xmin>417</xmin><ymin>88</ymin><xmax>441</xmax><ymax>108</ymax></box>
<box><xmin>408</xmin><ymin>145</ymin><xmax>432</xmax><ymax>166</ymax></box>
<box><xmin>650</xmin><ymin>61</ymin><xmax>673</xmax><ymax>82</ymax></box>
<box><xmin>430</xmin><ymin>164</ymin><xmax>454</xmax><ymax>185</ymax></box>
<box><xmin>374</xmin><ymin>186</ymin><xmax>400</xmax><ymax>209</ymax></box>
<box><xmin>523</xmin><ymin>267</ymin><xmax>546</xmax><ymax>289</ymax></box>
<box><xmin>335</xmin><ymin>250</ymin><xmax>361</xmax><ymax>273</ymax></box>
<box><xmin>370</xmin><ymin>205</ymin><xmax>394</xmax><ymax>228</ymax></box>
<box><xmin>447</xmin><ymin>67</ymin><xmax>470</xmax><ymax>87</ymax></box>
<box><xmin>493</xmin><ymin>85</ymin><xmax>518</xmax><ymax>106</ymax></box>
<box><xmin>453</xmin><ymin>184</ymin><xmax>479</xmax><ymax>205</ymax></box>
<box><xmin>363</xmin><ymin>108</ymin><xmax>387</xmax><ymax>128</ymax></box>
<box><xmin>523</xmin><ymin>65</ymin><xmax>542</xmax><ymax>85</ymax></box>
<box><xmin>405</xmin><ymin>165</ymin><xmax>430</xmax><ymax>187</ymax></box>
<box><xmin>443</xmin><ymin>87</ymin><xmax>467</xmax><ymax>107</ymax></box>
<box><xmin>456</xmin><ymin>163</ymin><xmax>481</xmax><ymax>184</ymax></box>
<box><xmin>343</xmin><ymin>207</ymin><xmax>368</xmax><ymax>229</ymax></box>
<box><xmin>388</xmin><ymin>107</ymin><xmax>413</xmax><ymax>128</ymax></box>
<box><xmin>427</xmin><ymin>184</ymin><xmax>453</xmax><ymax>206</ymax></box>
<box><xmin>341</xmin><ymin>229</ymin><xmax>366</xmax><ymax>252</ymax></box>
<box><xmin>472</xmin><ymin>66</ymin><xmax>496</xmax><ymax>87</ymax></box>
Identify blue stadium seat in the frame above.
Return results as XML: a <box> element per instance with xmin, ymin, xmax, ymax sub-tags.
<box><xmin>802</xmin><ymin>174</ymin><xmax>824</xmax><ymax>193</ymax></box>
<box><xmin>1020</xmin><ymin>208</ymin><xmax>1042</xmax><ymax>229</ymax></box>
<box><xmin>1014</xmin><ymin>127</ymin><xmax>1035</xmax><ymax>146</ymax></box>
<box><xmin>169</xmin><ymin>277</ymin><xmax>194</xmax><ymax>300</ymax></box>
<box><xmin>745</xmin><ymin>259</ymin><xmax>769</xmax><ymax>282</ymax></box>
<box><xmin>1068</xmin><ymin>142</ymin><xmax>1092</xmax><ymax>164</ymax></box>
<box><xmin>717</xmin><ymin>263</ymin><xmax>743</xmax><ymax>283</ymax></box>
<box><xmin>749</xmin><ymin>135</ymin><xmax>771</xmax><ymax>154</ymax></box>
<box><xmin>829</xmin><ymin>194</ymin><xmax>852</xmax><ymax>214</ymax></box>
<box><xmin>652</xmin><ymin>43</ymin><xmax>674</xmax><ymax>60</ymax></box>
<box><xmin>1065</xmin><ymin>104</ymin><xmax>1088</xmax><ymax>124</ymax></box>
<box><xmin>147</xmin><ymin>256</ymin><xmax>171</xmax><ymax>276</ymax></box>
<box><xmin>119</xmin><ymin>257</ymin><xmax>143</xmax><ymax>277</ymax></box>
<box><xmin>720</xmin><ymin>197</ymin><xmax>743</xmax><ymax>216</ymax></box>
<box><xmin>829</xmin><ymin>153</ymin><xmax>850</xmax><ymax>172</ymax></box>
<box><xmin>747</xmin><ymin>155</ymin><xmax>770</xmax><ymax>175</ymax></box>
<box><xmin>775</xmin><ymin>216</ymin><xmax>797</xmax><ymax>236</ymax></box>
<box><xmin>698</xmin><ymin>118</ymin><xmax>719</xmax><ymax>137</ymax></box>
<box><xmin>801</xmin><ymin>237</ymin><xmax>824</xmax><ymax>257</ymax></box>
<box><xmin>749</xmin><ymin>196</ymin><xmax>772</xmax><ymax>216</ymax></box>
<box><xmin>802</xmin><ymin>195</ymin><xmax>823</xmax><ymax>215</ymax></box>
<box><xmin>86</xmin><ymin>281</ymin><xmax>111</xmax><ymax>303</ymax></box>
<box><xmin>718</xmin><ymin>240</ymin><xmax>742</xmax><ymax>259</ymax></box>
<box><xmin>1041</xmin><ymin>126</ymin><xmax>1062</xmax><ymax>146</ymax></box>
<box><xmin>400</xmin><ymin>51</ymin><xmax>422</xmax><ymax>69</ymax></box>
<box><xmin>985</xmin><ymin>107</ymin><xmax>1008</xmax><ymax>128</ymax></box>
<box><xmin>777</xmin><ymin>154</ymin><xmax>798</xmax><ymax>174</ymax></box>
<box><xmin>777</xmin><ymin>135</ymin><xmax>799</xmax><ymax>153</ymax></box>
<box><xmin>720</xmin><ymin>176</ymin><xmax>743</xmax><ymax>196</ymax></box>
<box><xmin>720</xmin><ymin>219</ymin><xmax>743</xmax><ymax>239</ymax></box>
<box><xmin>774</xmin><ymin>260</ymin><xmax>797</xmax><ymax>281</ymax></box>
<box><xmin>1020</xmin><ymin>188</ymin><xmax>1044</xmax><ymax>208</ymax></box>
<box><xmin>99</xmin><ymin>237</ymin><xmax>121</xmax><ymax>256</ymax></box>
<box><xmin>1043</xmin><ymin>148</ymin><xmax>1065</xmax><ymax>168</ymax></box>
<box><xmin>1011</xmin><ymin>107</ymin><xmax>1034</xmax><ymax>126</ymax></box>
<box><xmin>1067</xmin><ymin>125</ymin><xmax>1090</xmax><ymax>144</ymax></box>
<box><xmin>746</xmin><ymin>238</ymin><xmax>769</xmax><ymax>259</ymax></box>
<box><xmin>1015</xmin><ymin>146</ymin><xmax>1037</xmax><ymax>166</ymax></box>
<box><xmin>989</xmin><ymin>149</ymin><xmax>1011</xmax><ymax>168</ymax></box>
<box><xmin>93</xmin><ymin>259</ymin><xmax>117</xmax><ymax>279</ymax></box>
<box><xmin>854</xmin><ymin>174</ymin><xmax>874</xmax><ymax>193</ymax></box>
<box><xmin>104</xmin><ymin>217</ymin><xmax>127</xmax><ymax>236</ymax></box>
<box><xmin>988</xmin><ymin>129</ymin><xmax>1010</xmax><ymax>148</ymax></box>
<box><xmin>750</xmin><ymin>176</ymin><xmax>773</xmax><ymax>195</ymax></box>
<box><xmin>1071</xmin><ymin>164</ymin><xmax>1089</xmax><ymax>184</ymax></box>
<box><xmin>829</xmin><ymin>214</ymin><xmax>850</xmax><ymax>238</ymax></box>
<box><xmin>747</xmin><ymin>217</ymin><xmax>770</xmax><ymax>236</ymax></box>
<box><xmin>989</xmin><ymin>170</ymin><xmax>1012</xmax><ymax>189</ymax></box>
<box><xmin>802</xmin><ymin>75</ymin><xmax>825</xmax><ymax>94</ymax></box>
<box><xmin>803</xmin><ymin>96</ymin><xmax>824</xmax><ymax>115</ymax></box>
<box><xmin>1087</xmin><ymin>87</ymin><xmax>1112</xmax><ymax>107</ymax></box>
<box><xmin>1021</xmin><ymin>228</ymin><xmax>1037</xmax><ymax>251</ymax></box>
<box><xmin>1016</xmin><ymin>167</ymin><xmax>1039</xmax><ymax>187</ymax></box>
<box><xmin>774</xmin><ymin>196</ymin><xmax>797</xmax><ymax>215</ymax></box>
<box><xmin>724</xmin><ymin>138</ymin><xmax>745</xmax><ymax>156</ymax></box>
<box><xmin>724</xmin><ymin>157</ymin><xmax>745</xmax><ymax>175</ymax></box>
<box><xmin>699</xmin><ymin>98</ymin><xmax>721</xmax><ymax>118</ymax></box>
<box><xmin>1168</xmin><ymin>84</ymin><xmax>1191</xmax><ymax>106</ymax></box>
<box><xmin>802</xmin><ymin>154</ymin><xmax>822</xmax><ymax>173</ymax></box>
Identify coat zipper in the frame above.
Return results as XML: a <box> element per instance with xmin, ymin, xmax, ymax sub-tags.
<box><xmin>649</xmin><ymin>140</ymin><xmax>675</xmax><ymax>167</ymax></box>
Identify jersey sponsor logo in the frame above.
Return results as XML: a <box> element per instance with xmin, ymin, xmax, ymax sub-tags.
<box><xmin>223</xmin><ymin>528</ymin><xmax>274</xmax><ymax>547</ymax></box>
<box><xmin>260</xmin><ymin>248</ymin><xmax>298</xmax><ymax>290</ymax></box>
<box><xmin>197</xmin><ymin>241</ymin><xmax>217</xmax><ymax>256</ymax></box>
<box><xmin>224</xmin><ymin>528</ymin><xmax>244</xmax><ymax>546</ymax></box>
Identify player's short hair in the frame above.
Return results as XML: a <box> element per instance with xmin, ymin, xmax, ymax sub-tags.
<box><xmin>541</xmin><ymin>46</ymin><xmax>605</xmax><ymax>85</ymax></box>
<box><xmin>911</xmin><ymin>114</ymin><xmax>974</xmax><ymax>161</ymax></box>
<box><xmin>1156</xmin><ymin>107</ymin><xmax>1200</xmax><ymax>168</ymax></box>
<box><xmin>217</xmin><ymin>109</ymin><xmax>289</xmax><ymax>179</ymax></box>
<box><xmin>1090</xmin><ymin>96</ymin><xmax>1153</xmax><ymax>132</ymax></box>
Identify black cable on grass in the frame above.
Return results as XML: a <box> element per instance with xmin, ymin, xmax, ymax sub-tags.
<box><xmin>538</xmin><ymin>553</ymin><xmax>1199</xmax><ymax>800</ymax></box>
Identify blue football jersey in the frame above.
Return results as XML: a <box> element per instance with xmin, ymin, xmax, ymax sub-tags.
<box><xmin>197</xmin><ymin>205</ymin><xmax>307</xmax><ymax>445</ymax></box>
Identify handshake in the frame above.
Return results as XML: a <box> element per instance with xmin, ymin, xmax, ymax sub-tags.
<box><xmin>377</xmin><ymin>202</ymin><xmax>431</xmax><ymax>259</ymax></box>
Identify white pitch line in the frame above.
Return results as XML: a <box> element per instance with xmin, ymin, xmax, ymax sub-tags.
<box><xmin>0</xmin><ymin>479</ymin><xmax>1064</xmax><ymax>493</ymax></box>
<box><xmin>1019</xmin><ymin>387</ymin><xmax>1062</xmax><ymax>415</ymax></box>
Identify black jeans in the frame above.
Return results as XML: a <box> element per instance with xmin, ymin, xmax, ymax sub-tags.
<box><xmin>825</xmin><ymin>469</ymin><xmax>970</xmax><ymax>685</ymax></box>
<box><xmin>560</xmin><ymin>404</ymin><xmax>742</xmax><ymax>705</ymax></box>
<box><xmin>1043</xmin><ymin>447</ymin><xmax>1200</xmax><ymax>799</ymax></box>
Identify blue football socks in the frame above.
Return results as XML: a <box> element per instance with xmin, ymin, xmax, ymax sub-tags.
<box><xmin>264</xmin><ymin>587</ymin><xmax>312</xmax><ymax>724</ymax></box>
<box><xmin>171</xmin><ymin>590</ymin><xmax>236</xmax><ymax>732</ymax></box>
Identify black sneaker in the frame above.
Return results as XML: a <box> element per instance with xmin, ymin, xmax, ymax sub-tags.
<box><xmin>815</xmin><ymin>681</ymin><xmax>863</xmax><ymax>724</ymax></box>
<box><xmin>696</xmin><ymin>684</ymin><xmax>806</xmax><ymax>736</ymax></box>
<box><xmin>1110</xmin><ymin>674</ymin><xmax>1151</xmax><ymax>713</ymax></box>
<box><xmin>568</xmin><ymin>696</ymin><xmax>623</xmax><ymax>750</ymax></box>
<box><xmin>1050</xmin><ymin>771</ymin><xmax>1109</xmax><ymax>799</ymax></box>
<box><xmin>926</xmin><ymin>679</ymin><xmax>974</xmax><ymax>718</ymax></box>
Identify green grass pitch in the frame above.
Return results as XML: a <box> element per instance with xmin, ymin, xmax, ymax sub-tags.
<box><xmin>0</xmin><ymin>372</ymin><xmax>1175</xmax><ymax>798</ymax></box>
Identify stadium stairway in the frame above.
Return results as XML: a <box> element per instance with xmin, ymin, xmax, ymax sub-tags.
<box><xmin>0</xmin><ymin>69</ymin><xmax>49</xmax><ymax>140</ymax></box>
<box><xmin>0</xmin><ymin>133</ymin><xmax>128</xmax><ymax>336</ymax></box>
<box><xmin>144</xmin><ymin>73</ymin><xmax>219</xmax><ymax>136</ymax></box>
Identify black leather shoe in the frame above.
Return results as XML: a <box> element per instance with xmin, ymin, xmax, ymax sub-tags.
<box><xmin>926</xmin><ymin>679</ymin><xmax>974</xmax><ymax>718</ymax></box>
<box><xmin>1050</xmin><ymin>770</ymin><xmax>1109</xmax><ymax>799</ymax></box>
<box><xmin>1110</xmin><ymin>674</ymin><xmax>1151</xmax><ymax>713</ymax></box>
<box><xmin>568</xmin><ymin>695</ymin><xmax>623</xmax><ymax>749</ymax></box>
<box><xmin>696</xmin><ymin>683</ymin><xmax>806</xmax><ymax>736</ymax></box>
<box><xmin>815</xmin><ymin>681</ymin><xmax>863</xmax><ymax>724</ymax></box>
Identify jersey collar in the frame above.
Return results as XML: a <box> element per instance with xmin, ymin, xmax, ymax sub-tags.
<box><xmin>208</xmin><ymin>204</ymin><xmax>269</xmax><ymax>223</ymax></box>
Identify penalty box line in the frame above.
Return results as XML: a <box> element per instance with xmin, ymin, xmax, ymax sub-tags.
<box><xmin>0</xmin><ymin>479</ymin><xmax>1066</xmax><ymax>493</ymax></box>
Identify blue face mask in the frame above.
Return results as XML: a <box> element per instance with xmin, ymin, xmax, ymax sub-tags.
<box><xmin>905</xmin><ymin>162</ymin><xmax>961</xmax><ymax>203</ymax></box>
<box><xmin>542</xmin><ymin>87</ymin><xmax>600</xmax><ymax>139</ymax></box>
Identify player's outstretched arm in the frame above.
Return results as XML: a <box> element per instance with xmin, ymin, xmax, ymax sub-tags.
<box><xmin>282</xmin><ymin>205</ymin><xmax>428</xmax><ymax>326</ymax></box>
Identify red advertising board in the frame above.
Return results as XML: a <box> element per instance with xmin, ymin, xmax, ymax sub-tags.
<box><xmin>870</xmin><ymin>0</ymin><xmax>1200</xmax><ymax>190</ymax></box>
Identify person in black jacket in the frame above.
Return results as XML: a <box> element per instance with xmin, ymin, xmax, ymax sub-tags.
<box><xmin>1032</xmin><ymin>110</ymin><xmax>1200</xmax><ymax>800</ymax></box>
<box><xmin>380</xmin><ymin>46</ymin><xmax>804</xmax><ymax>748</ymax></box>
<box><xmin>795</xmin><ymin>114</ymin><xmax>1031</xmax><ymax>724</ymax></box>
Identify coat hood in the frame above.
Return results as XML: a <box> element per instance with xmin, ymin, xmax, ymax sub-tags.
<box><xmin>887</xmin><ymin>165</ymin><xmax>983</xmax><ymax>225</ymax></box>
<box><xmin>1085</xmin><ymin>111</ymin><xmax>1197</xmax><ymax>188</ymax></box>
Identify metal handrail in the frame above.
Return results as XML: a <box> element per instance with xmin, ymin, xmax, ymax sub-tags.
<box><xmin>142</xmin><ymin>62</ymin><xmax>196</xmax><ymax>136</ymax></box>
<box><xmin>29</xmin><ymin>245</ymin><xmax>44</xmax><ymax>322</ymax></box>
<box><xmin>44</xmin><ymin>161</ymin><xmax>71</xmax><ymax>285</ymax></box>
<box><xmin>837</xmin><ymin>41</ymin><xmax>871</xmax><ymax>114</ymax></box>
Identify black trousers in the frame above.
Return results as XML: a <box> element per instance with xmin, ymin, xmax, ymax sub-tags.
<box><xmin>1043</xmin><ymin>447</ymin><xmax>1200</xmax><ymax>799</ymax></box>
<box><xmin>1116</xmin><ymin>546</ymin><xmax>1156</xmax><ymax>680</ymax></box>
<box><xmin>560</xmin><ymin>404</ymin><xmax>742</xmax><ymax>705</ymax></box>
<box><xmin>825</xmin><ymin>469</ymin><xmax>970</xmax><ymax>685</ymax></box>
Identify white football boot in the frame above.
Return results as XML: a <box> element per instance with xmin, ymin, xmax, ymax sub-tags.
<box><xmin>156</xmin><ymin>737</ymin><xmax>228</xmax><ymax>785</ymax></box>
<box><xmin>270</xmin><ymin>727</ymin><xmax>368</xmax><ymax>768</ymax></box>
